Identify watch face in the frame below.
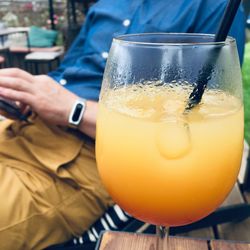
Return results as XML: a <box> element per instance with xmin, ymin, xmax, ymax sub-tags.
<box><xmin>69</xmin><ymin>99</ymin><xmax>86</xmax><ymax>127</ymax></box>
<box><xmin>72</xmin><ymin>103</ymin><xmax>84</xmax><ymax>123</ymax></box>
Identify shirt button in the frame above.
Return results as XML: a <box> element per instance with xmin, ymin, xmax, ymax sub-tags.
<box><xmin>123</xmin><ymin>19</ymin><xmax>131</xmax><ymax>27</ymax></box>
<box><xmin>60</xmin><ymin>79</ymin><xmax>67</xmax><ymax>85</ymax></box>
<box><xmin>101</xmin><ymin>52</ymin><xmax>109</xmax><ymax>59</ymax></box>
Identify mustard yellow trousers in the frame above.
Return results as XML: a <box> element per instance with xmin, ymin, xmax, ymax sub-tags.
<box><xmin>0</xmin><ymin>117</ymin><xmax>113</xmax><ymax>249</ymax></box>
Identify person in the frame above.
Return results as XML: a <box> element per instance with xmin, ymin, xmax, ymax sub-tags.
<box><xmin>0</xmin><ymin>0</ymin><xmax>246</xmax><ymax>249</ymax></box>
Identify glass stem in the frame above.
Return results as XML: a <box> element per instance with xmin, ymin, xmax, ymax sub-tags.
<box><xmin>156</xmin><ymin>226</ymin><xmax>169</xmax><ymax>250</ymax></box>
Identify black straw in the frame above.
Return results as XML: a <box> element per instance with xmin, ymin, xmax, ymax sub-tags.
<box><xmin>215</xmin><ymin>0</ymin><xmax>242</xmax><ymax>42</ymax></box>
<box><xmin>186</xmin><ymin>0</ymin><xmax>242</xmax><ymax>111</ymax></box>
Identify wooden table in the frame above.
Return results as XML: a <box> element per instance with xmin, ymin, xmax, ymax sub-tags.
<box><xmin>97</xmin><ymin>231</ymin><xmax>250</xmax><ymax>250</ymax></box>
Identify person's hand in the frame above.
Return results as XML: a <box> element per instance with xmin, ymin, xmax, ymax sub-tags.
<box><xmin>0</xmin><ymin>68</ymin><xmax>78</xmax><ymax>126</ymax></box>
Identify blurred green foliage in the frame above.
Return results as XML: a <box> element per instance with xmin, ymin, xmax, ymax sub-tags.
<box><xmin>243</xmin><ymin>42</ymin><xmax>250</xmax><ymax>144</ymax></box>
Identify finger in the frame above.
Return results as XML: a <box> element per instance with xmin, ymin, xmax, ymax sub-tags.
<box><xmin>16</xmin><ymin>102</ymin><xmax>30</xmax><ymax>114</ymax></box>
<box><xmin>21</xmin><ymin>105</ymin><xmax>31</xmax><ymax>115</ymax></box>
<box><xmin>0</xmin><ymin>87</ymin><xmax>34</xmax><ymax>106</ymax></box>
<box><xmin>0</xmin><ymin>68</ymin><xmax>34</xmax><ymax>83</ymax></box>
<box><xmin>0</xmin><ymin>76</ymin><xmax>33</xmax><ymax>93</ymax></box>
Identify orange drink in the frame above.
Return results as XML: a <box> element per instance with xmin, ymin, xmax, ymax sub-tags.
<box><xmin>96</xmin><ymin>84</ymin><xmax>244</xmax><ymax>226</ymax></box>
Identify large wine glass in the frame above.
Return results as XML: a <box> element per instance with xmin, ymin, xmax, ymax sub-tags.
<box><xmin>96</xmin><ymin>33</ymin><xmax>244</xmax><ymax>241</ymax></box>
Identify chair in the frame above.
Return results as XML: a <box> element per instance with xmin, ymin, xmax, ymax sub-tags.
<box><xmin>9</xmin><ymin>26</ymin><xmax>63</xmax><ymax>72</ymax></box>
<box><xmin>24</xmin><ymin>49</ymin><xmax>64</xmax><ymax>75</ymax></box>
<box><xmin>0</xmin><ymin>32</ymin><xmax>11</xmax><ymax>67</ymax></box>
<box><xmin>0</xmin><ymin>28</ymin><xmax>31</xmax><ymax>68</ymax></box>
<box><xmin>0</xmin><ymin>56</ymin><xmax>5</xmax><ymax>68</ymax></box>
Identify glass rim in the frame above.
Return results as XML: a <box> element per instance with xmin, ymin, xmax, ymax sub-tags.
<box><xmin>113</xmin><ymin>33</ymin><xmax>235</xmax><ymax>46</ymax></box>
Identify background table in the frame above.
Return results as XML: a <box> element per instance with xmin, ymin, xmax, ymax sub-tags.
<box><xmin>97</xmin><ymin>231</ymin><xmax>250</xmax><ymax>250</ymax></box>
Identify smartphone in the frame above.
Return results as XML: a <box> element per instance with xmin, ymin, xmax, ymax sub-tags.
<box><xmin>0</xmin><ymin>98</ymin><xmax>28</xmax><ymax>121</ymax></box>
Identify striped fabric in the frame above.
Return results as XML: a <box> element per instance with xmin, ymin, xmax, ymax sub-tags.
<box><xmin>63</xmin><ymin>205</ymin><xmax>133</xmax><ymax>247</ymax></box>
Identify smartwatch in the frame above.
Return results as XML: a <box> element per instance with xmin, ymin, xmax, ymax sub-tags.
<box><xmin>68</xmin><ymin>98</ymin><xmax>87</xmax><ymax>128</ymax></box>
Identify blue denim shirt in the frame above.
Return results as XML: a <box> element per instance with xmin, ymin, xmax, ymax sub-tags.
<box><xmin>49</xmin><ymin>0</ymin><xmax>245</xmax><ymax>101</ymax></box>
